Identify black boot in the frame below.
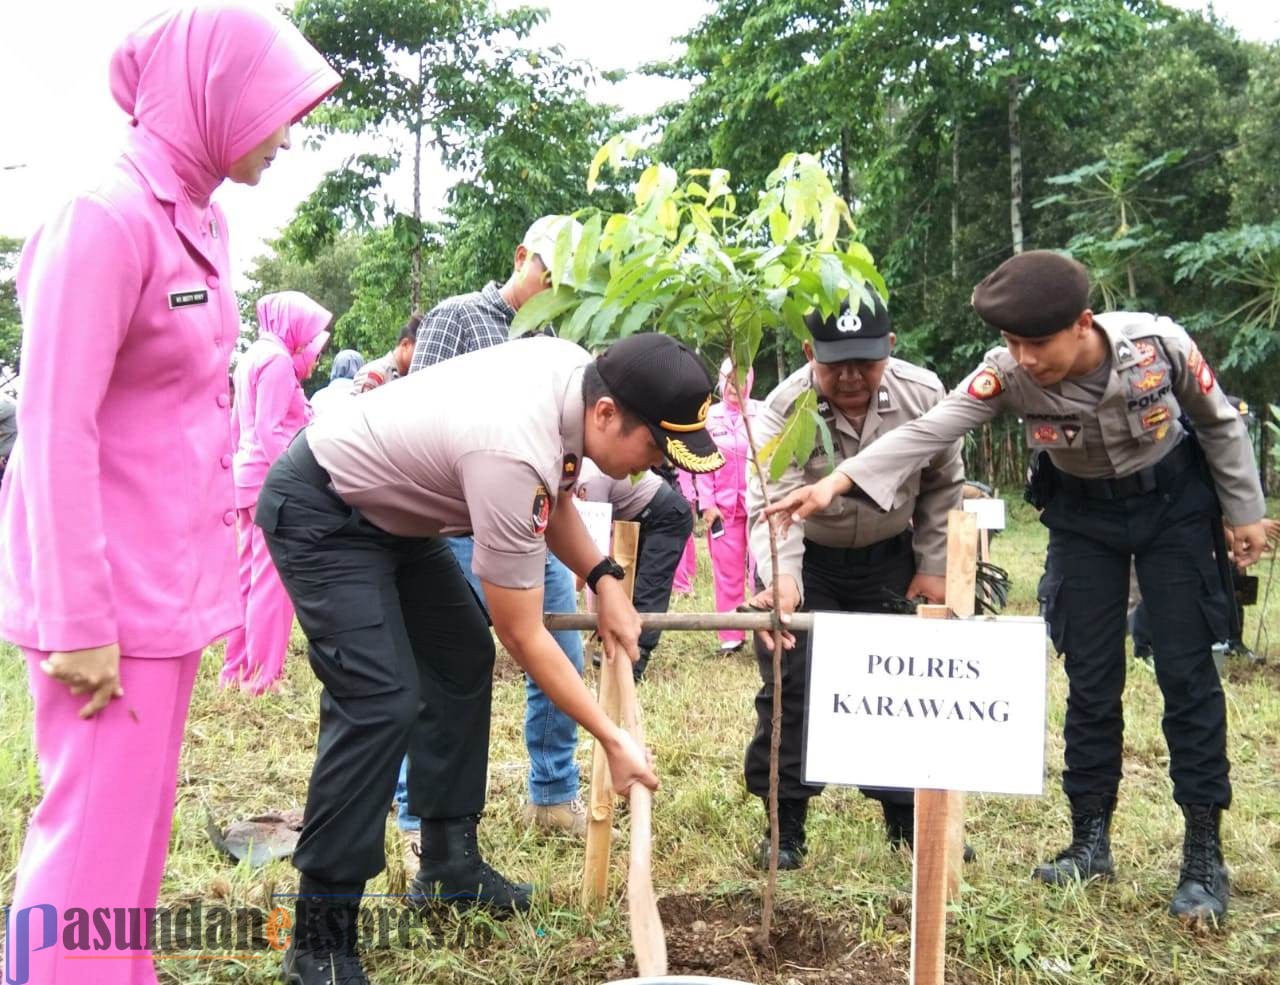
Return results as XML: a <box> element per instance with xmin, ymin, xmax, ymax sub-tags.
<box><xmin>882</xmin><ymin>801</ymin><xmax>977</xmax><ymax>862</ymax></box>
<box><xmin>408</xmin><ymin>813</ymin><xmax>533</xmax><ymax>915</ymax></box>
<box><xmin>281</xmin><ymin>877</ymin><xmax>369</xmax><ymax>985</ymax></box>
<box><xmin>1032</xmin><ymin>796</ymin><xmax>1115</xmax><ymax>885</ymax></box>
<box><xmin>633</xmin><ymin>648</ymin><xmax>652</xmax><ymax>682</ymax></box>
<box><xmin>1169</xmin><ymin>804</ymin><xmax>1229</xmax><ymax>925</ymax></box>
<box><xmin>755</xmin><ymin>798</ymin><xmax>807</xmax><ymax>870</ymax></box>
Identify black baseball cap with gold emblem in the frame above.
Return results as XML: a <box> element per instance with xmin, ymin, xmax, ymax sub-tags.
<box><xmin>805</xmin><ymin>291</ymin><xmax>892</xmax><ymax>363</ymax></box>
<box><xmin>596</xmin><ymin>333</ymin><xmax>724</xmax><ymax>474</ymax></box>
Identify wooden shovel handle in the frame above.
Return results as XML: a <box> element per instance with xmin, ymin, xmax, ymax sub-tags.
<box><xmin>612</xmin><ymin>648</ymin><xmax>667</xmax><ymax>977</ymax></box>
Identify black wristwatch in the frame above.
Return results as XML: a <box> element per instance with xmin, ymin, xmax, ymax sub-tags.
<box><xmin>586</xmin><ymin>556</ymin><xmax>626</xmax><ymax>593</ymax></box>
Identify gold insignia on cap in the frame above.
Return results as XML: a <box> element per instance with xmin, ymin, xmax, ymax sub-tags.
<box><xmin>666</xmin><ymin>438</ymin><xmax>724</xmax><ymax>473</ymax></box>
<box><xmin>661</xmin><ymin>393</ymin><xmax>712</xmax><ymax>433</ymax></box>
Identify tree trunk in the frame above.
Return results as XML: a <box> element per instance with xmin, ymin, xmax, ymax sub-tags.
<box><xmin>1008</xmin><ymin>77</ymin><xmax>1024</xmax><ymax>255</ymax></box>
<box><xmin>951</xmin><ymin>117</ymin><xmax>961</xmax><ymax>280</ymax></box>
<box><xmin>411</xmin><ymin>52</ymin><xmax>425</xmax><ymax>312</ymax></box>
<box><xmin>839</xmin><ymin>126</ymin><xmax>852</xmax><ymax>209</ymax></box>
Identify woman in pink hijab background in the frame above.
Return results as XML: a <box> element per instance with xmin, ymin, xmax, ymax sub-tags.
<box><xmin>672</xmin><ymin>469</ymin><xmax>700</xmax><ymax>594</ymax></box>
<box><xmin>0</xmin><ymin>5</ymin><xmax>338</xmax><ymax>983</ymax></box>
<box><xmin>221</xmin><ymin>291</ymin><xmax>331</xmax><ymax>693</ymax></box>
<box><xmin>695</xmin><ymin>359</ymin><xmax>762</xmax><ymax>652</ymax></box>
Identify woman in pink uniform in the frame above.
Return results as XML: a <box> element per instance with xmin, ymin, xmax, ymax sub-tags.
<box><xmin>221</xmin><ymin>291</ymin><xmax>331</xmax><ymax>693</ymax></box>
<box><xmin>672</xmin><ymin>468</ymin><xmax>699</xmax><ymax>594</ymax></box>
<box><xmin>695</xmin><ymin>360</ymin><xmax>761</xmax><ymax>652</ymax></box>
<box><xmin>0</xmin><ymin>6</ymin><xmax>338</xmax><ymax>983</ymax></box>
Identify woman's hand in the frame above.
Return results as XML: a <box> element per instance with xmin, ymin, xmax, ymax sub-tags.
<box><xmin>605</xmin><ymin>728</ymin><xmax>658</xmax><ymax>796</ymax></box>
<box><xmin>41</xmin><ymin>643</ymin><xmax>124</xmax><ymax>718</ymax></box>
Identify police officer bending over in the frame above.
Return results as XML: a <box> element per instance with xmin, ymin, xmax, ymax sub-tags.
<box><xmin>766</xmin><ymin>252</ymin><xmax>1266</xmax><ymax>926</ymax></box>
<box><xmin>745</xmin><ymin>292</ymin><xmax>964</xmax><ymax>869</ymax></box>
<box><xmin>257</xmin><ymin>333</ymin><xmax>723</xmax><ymax>984</ymax></box>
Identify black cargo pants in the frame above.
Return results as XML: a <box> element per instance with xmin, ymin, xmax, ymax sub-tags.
<box><xmin>744</xmin><ymin>531</ymin><xmax>916</xmax><ymax>807</ymax></box>
<box><xmin>257</xmin><ymin>433</ymin><xmax>495</xmax><ymax>885</ymax></box>
<box><xmin>632</xmin><ymin>482</ymin><xmax>695</xmax><ymax>657</ymax></box>
<box><xmin>1039</xmin><ymin>453</ymin><xmax>1232</xmax><ymax>808</ymax></box>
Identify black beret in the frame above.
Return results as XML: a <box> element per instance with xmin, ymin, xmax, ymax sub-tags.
<box><xmin>971</xmin><ymin>251</ymin><xmax>1091</xmax><ymax>337</ymax></box>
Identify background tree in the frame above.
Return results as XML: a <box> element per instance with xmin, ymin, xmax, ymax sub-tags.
<box><xmin>0</xmin><ymin>236</ymin><xmax>23</xmax><ymax>387</ymax></box>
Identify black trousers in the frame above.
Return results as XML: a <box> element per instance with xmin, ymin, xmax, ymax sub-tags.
<box><xmin>633</xmin><ymin>483</ymin><xmax>694</xmax><ymax>656</ymax></box>
<box><xmin>257</xmin><ymin>434</ymin><xmax>495</xmax><ymax>885</ymax></box>
<box><xmin>1040</xmin><ymin>464</ymin><xmax>1231</xmax><ymax>807</ymax></box>
<box><xmin>744</xmin><ymin>531</ymin><xmax>915</xmax><ymax>806</ymax></box>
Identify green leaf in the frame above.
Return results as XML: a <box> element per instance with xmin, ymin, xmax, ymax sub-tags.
<box><xmin>635</xmin><ymin>165</ymin><xmax>661</xmax><ymax>207</ymax></box>
<box><xmin>572</xmin><ymin>212</ymin><xmax>603</xmax><ymax>288</ymax></box>
<box><xmin>510</xmin><ymin>285</ymin><xmax>579</xmax><ymax>335</ymax></box>
<box><xmin>769</xmin><ymin>208</ymin><xmax>788</xmax><ymax>246</ymax></box>
<box><xmin>618</xmin><ymin>302</ymin><xmax>657</xmax><ymax>337</ymax></box>
<box><xmin>562</xmin><ymin>294</ymin><xmax>604</xmax><ymax>342</ymax></box>
<box><xmin>551</xmin><ymin>220</ymin><xmax>575</xmax><ymax>290</ymax></box>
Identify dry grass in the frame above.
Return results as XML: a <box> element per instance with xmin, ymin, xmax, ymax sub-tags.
<box><xmin>2</xmin><ymin>502</ymin><xmax>1278</xmax><ymax>983</ymax></box>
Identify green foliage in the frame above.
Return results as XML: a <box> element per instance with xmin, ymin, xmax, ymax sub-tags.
<box><xmin>513</xmin><ymin>144</ymin><xmax>882</xmax><ymax>474</ymax></box>
<box><xmin>0</xmin><ymin>236</ymin><xmax>21</xmax><ymax>382</ymax></box>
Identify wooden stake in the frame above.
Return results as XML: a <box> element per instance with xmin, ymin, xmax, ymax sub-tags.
<box><xmin>910</xmin><ymin>510</ymin><xmax>977</xmax><ymax>985</ymax></box>
<box><xmin>581</xmin><ymin>521</ymin><xmax>639</xmax><ymax>909</ymax></box>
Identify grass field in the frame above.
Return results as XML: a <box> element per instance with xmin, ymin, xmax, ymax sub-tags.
<box><xmin>2</xmin><ymin>500</ymin><xmax>1278</xmax><ymax>983</ymax></box>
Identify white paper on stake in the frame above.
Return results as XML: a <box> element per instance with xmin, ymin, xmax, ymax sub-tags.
<box><xmin>963</xmin><ymin>497</ymin><xmax>1007</xmax><ymax>530</ymax></box>
<box><xmin>803</xmin><ymin>612</ymin><xmax>1048</xmax><ymax>796</ymax></box>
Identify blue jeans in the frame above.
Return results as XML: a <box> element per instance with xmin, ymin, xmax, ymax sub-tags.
<box><xmin>395</xmin><ymin>536</ymin><xmax>584</xmax><ymax>829</ymax></box>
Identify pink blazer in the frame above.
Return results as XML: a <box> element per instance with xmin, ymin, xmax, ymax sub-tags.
<box><xmin>231</xmin><ymin>292</ymin><xmax>331</xmax><ymax>508</ymax></box>
<box><xmin>0</xmin><ymin>5</ymin><xmax>339</xmax><ymax>658</ymax></box>
<box><xmin>695</xmin><ymin>400</ymin><xmax>761</xmax><ymax>522</ymax></box>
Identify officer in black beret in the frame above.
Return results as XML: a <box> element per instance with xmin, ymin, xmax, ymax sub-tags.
<box><xmin>764</xmin><ymin>250</ymin><xmax>1267</xmax><ymax>926</ymax></box>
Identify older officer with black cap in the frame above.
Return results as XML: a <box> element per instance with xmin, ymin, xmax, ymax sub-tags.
<box><xmin>256</xmin><ymin>332</ymin><xmax>722</xmax><ymax>984</ymax></box>
<box><xmin>744</xmin><ymin>290</ymin><xmax>964</xmax><ymax>870</ymax></box>
<box><xmin>765</xmin><ymin>251</ymin><xmax>1266</xmax><ymax>926</ymax></box>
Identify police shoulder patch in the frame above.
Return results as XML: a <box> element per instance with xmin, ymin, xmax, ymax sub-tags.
<box><xmin>966</xmin><ymin>366</ymin><xmax>1004</xmax><ymax>401</ymax></box>
<box><xmin>531</xmin><ymin>484</ymin><xmax>550</xmax><ymax>535</ymax></box>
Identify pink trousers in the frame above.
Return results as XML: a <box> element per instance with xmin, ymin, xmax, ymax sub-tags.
<box><xmin>673</xmin><ymin>533</ymin><xmax>697</xmax><ymax>594</ymax></box>
<box><xmin>708</xmin><ymin>512</ymin><xmax>752</xmax><ymax>644</ymax></box>
<box><xmin>3</xmin><ymin>648</ymin><xmax>200</xmax><ymax>985</ymax></box>
<box><xmin>221</xmin><ymin>506</ymin><xmax>294</xmax><ymax>693</ymax></box>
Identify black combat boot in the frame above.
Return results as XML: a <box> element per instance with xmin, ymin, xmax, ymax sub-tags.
<box><xmin>408</xmin><ymin>813</ymin><xmax>534</xmax><ymax>915</ymax></box>
<box><xmin>281</xmin><ymin>877</ymin><xmax>369</xmax><ymax>985</ymax></box>
<box><xmin>882</xmin><ymin>800</ymin><xmax>977</xmax><ymax>862</ymax></box>
<box><xmin>755</xmin><ymin>798</ymin><xmax>808</xmax><ymax>870</ymax></box>
<box><xmin>1032</xmin><ymin>796</ymin><xmax>1115</xmax><ymax>885</ymax></box>
<box><xmin>1169</xmin><ymin>804</ymin><xmax>1229</xmax><ymax>925</ymax></box>
<box><xmin>632</xmin><ymin>648</ymin><xmax>652</xmax><ymax>682</ymax></box>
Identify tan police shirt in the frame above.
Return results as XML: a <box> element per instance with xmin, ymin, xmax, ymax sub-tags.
<box><xmin>352</xmin><ymin>349</ymin><xmax>401</xmax><ymax>392</ymax></box>
<box><xmin>749</xmin><ymin>359</ymin><xmax>965</xmax><ymax>602</ymax></box>
<box><xmin>575</xmin><ymin>458</ymin><xmax>665</xmax><ymax>521</ymax></box>
<box><xmin>307</xmin><ymin>335</ymin><xmax>588</xmax><ymax>589</ymax></box>
<box><xmin>843</xmin><ymin>313</ymin><xmax>1265</xmax><ymax>525</ymax></box>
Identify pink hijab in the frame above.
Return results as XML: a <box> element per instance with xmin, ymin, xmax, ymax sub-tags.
<box><xmin>257</xmin><ymin>291</ymin><xmax>332</xmax><ymax>381</ymax></box>
<box><xmin>109</xmin><ymin>1</ymin><xmax>340</xmax><ymax>204</ymax></box>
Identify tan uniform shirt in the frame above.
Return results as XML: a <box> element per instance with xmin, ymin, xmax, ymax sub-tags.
<box><xmin>844</xmin><ymin>313</ymin><xmax>1265</xmax><ymax>525</ymax></box>
<box><xmin>749</xmin><ymin>359</ymin><xmax>965</xmax><ymax>601</ymax></box>
<box><xmin>308</xmin><ymin>336</ymin><xmax>588</xmax><ymax>589</ymax></box>
<box><xmin>575</xmin><ymin>459</ymin><xmax>665</xmax><ymax>521</ymax></box>
<box><xmin>352</xmin><ymin>349</ymin><xmax>401</xmax><ymax>393</ymax></box>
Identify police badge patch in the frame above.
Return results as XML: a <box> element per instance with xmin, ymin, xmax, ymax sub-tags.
<box><xmin>1033</xmin><ymin>424</ymin><xmax>1059</xmax><ymax>444</ymax></box>
<box><xmin>967</xmin><ymin>368</ymin><xmax>1003</xmax><ymax>400</ymax></box>
<box><xmin>531</xmin><ymin>484</ymin><xmax>550</xmax><ymax>534</ymax></box>
<box><xmin>1187</xmin><ymin>343</ymin><xmax>1216</xmax><ymax>393</ymax></box>
<box><xmin>1134</xmin><ymin>340</ymin><xmax>1157</xmax><ymax>367</ymax></box>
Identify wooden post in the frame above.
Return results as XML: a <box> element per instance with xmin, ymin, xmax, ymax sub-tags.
<box><xmin>910</xmin><ymin>510</ymin><xmax>977</xmax><ymax>985</ymax></box>
<box><xmin>581</xmin><ymin>521</ymin><xmax>640</xmax><ymax>909</ymax></box>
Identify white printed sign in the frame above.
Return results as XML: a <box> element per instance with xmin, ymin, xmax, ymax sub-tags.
<box><xmin>572</xmin><ymin>498</ymin><xmax>614</xmax><ymax>558</ymax></box>
<box><xmin>963</xmin><ymin>497</ymin><xmax>1006</xmax><ymax>530</ymax></box>
<box><xmin>803</xmin><ymin>612</ymin><xmax>1047</xmax><ymax>795</ymax></box>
